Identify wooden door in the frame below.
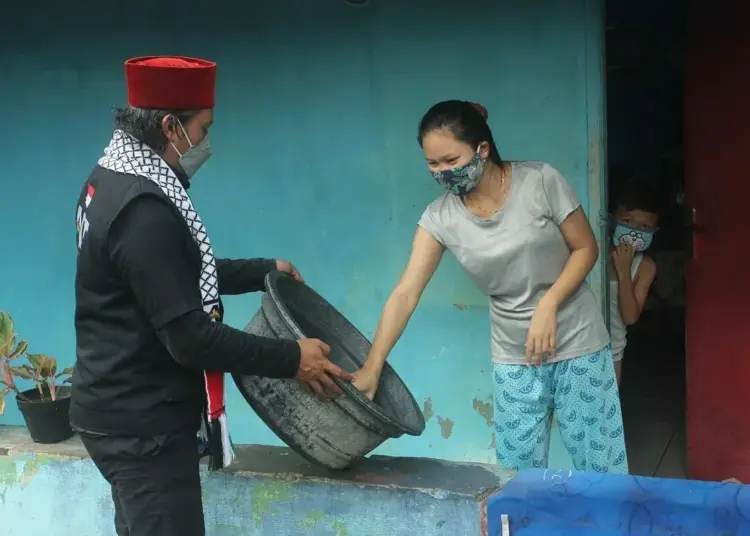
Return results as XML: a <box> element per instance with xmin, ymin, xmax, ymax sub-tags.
<box><xmin>685</xmin><ymin>0</ymin><xmax>750</xmax><ymax>480</ymax></box>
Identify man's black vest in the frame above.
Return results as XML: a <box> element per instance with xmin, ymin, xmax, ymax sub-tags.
<box><xmin>71</xmin><ymin>165</ymin><xmax>204</xmax><ymax>436</ymax></box>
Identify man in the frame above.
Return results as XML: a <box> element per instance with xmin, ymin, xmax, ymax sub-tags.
<box><xmin>71</xmin><ymin>55</ymin><xmax>352</xmax><ymax>536</ymax></box>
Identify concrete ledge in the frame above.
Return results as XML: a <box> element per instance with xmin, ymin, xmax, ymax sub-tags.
<box><xmin>486</xmin><ymin>468</ymin><xmax>750</xmax><ymax>535</ymax></box>
<box><xmin>9</xmin><ymin>426</ymin><xmax>747</xmax><ymax>535</ymax></box>
<box><xmin>1</xmin><ymin>426</ymin><xmax>512</xmax><ymax>535</ymax></box>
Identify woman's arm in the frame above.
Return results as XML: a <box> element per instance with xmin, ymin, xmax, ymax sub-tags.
<box><xmin>368</xmin><ymin>227</ymin><xmax>444</xmax><ymax>369</ymax></box>
<box><xmin>353</xmin><ymin>227</ymin><xmax>444</xmax><ymax>397</ymax></box>
<box><xmin>526</xmin><ymin>207</ymin><xmax>599</xmax><ymax>362</ymax></box>
<box><xmin>618</xmin><ymin>257</ymin><xmax>657</xmax><ymax>325</ymax></box>
<box><xmin>541</xmin><ymin>207</ymin><xmax>599</xmax><ymax>309</ymax></box>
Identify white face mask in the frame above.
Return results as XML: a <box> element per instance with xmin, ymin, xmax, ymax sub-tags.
<box><xmin>171</xmin><ymin>119</ymin><xmax>212</xmax><ymax>178</ymax></box>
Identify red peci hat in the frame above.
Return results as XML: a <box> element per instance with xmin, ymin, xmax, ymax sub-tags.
<box><xmin>125</xmin><ymin>56</ymin><xmax>217</xmax><ymax>110</ymax></box>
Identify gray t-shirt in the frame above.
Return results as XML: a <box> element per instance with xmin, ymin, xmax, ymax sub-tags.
<box><xmin>418</xmin><ymin>161</ymin><xmax>609</xmax><ymax>365</ymax></box>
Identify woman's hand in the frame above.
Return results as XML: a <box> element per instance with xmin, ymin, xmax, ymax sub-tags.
<box><xmin>526</xmin><ymin>297</ymin><xmax>558</xmax><ymax>365</ymax></box>
<box><xmin>352</xmin><ymin>363</ymin><xmax>383</xmax><ymax>400</ymax></box>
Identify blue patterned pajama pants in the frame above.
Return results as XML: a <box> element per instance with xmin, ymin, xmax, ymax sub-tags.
<box><xmin>493</xmin><ymin>345</ymin><xmax>629</xmax><ymax>473</ymax></box>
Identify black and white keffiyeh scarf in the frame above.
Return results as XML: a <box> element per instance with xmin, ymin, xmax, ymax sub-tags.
<box><xmin>98</xmin><ymin>129</ymin><xmax>234</xmax><ymax>470</ymax></box>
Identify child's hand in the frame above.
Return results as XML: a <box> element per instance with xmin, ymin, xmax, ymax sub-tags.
<box><xmin>612</xmin><ymin>244</ymin><xmax>635</xmax><ymax>279</ymax></box>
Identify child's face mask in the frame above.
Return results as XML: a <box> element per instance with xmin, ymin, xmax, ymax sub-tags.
<box><xmin>612</xmin><ymin>222</ymin><xmax>655</xmax><ymax>252</ymax></box>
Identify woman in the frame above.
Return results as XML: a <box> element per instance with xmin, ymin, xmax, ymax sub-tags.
<box><xmin>353</xmin><ymin>100</ymin><xmax>627</xmax><ymax>473</ymax></box>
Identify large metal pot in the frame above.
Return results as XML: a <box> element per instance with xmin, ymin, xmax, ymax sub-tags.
<box><xmin>232</xmin><ymin>272</ymin><xmax>425</xmax><ymax>470</ymax></box>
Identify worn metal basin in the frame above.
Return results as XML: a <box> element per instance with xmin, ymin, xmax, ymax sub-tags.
<box><xmin>232</xmin><ymin>272</ymin><xmax>425</xmax><ymax>470</ymax></box>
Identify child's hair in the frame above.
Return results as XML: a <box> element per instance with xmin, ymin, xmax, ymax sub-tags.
<box><xmin>609</xmin><ymin>165</ymin><xmax>661</xmax><ymax>216</ymax></box>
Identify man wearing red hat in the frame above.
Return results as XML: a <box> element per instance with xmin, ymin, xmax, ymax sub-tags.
<box><xmin>71</xmin><ymin>56</ymin><xmax>352</xmax><ymax>536</ymax></box>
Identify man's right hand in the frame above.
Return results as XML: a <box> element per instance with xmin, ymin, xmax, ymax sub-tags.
<box><xmin>296</xmin><ymin>338</ymin><xmax>354</xmax><ymax>399</ymax></box>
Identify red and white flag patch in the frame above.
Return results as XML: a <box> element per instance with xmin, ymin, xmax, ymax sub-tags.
<box><xmin>85</xmin><ymin>184</ymin><xmax>96</xmax><ymax>207</ymax></box>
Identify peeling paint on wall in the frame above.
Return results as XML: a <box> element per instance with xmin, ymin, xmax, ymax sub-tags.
<box><xmin>437</xmin><ymin>417</ymin><xmax>454</xmax><ymax>439</ymax></box>
<box><xmin>0</xmin><ymin>457</ymin><xmax>43</xmax><ymax>487</ymax></box>
<box><xmin>0</xmin><ymin>455</ymin><xmax>46</xmax><ymax>505</ymax></box>
<box><xmin>472</xmin><ymin>397</ymin><xmax>493</xmax><ymax>427</ymax></box>
<box><xmin>214</xmin><ymin>524</ymin><xmax>242</xmax><ymax>535</ymax></box>
<box><xmin>0</xmin><ymin>458</ymin><xmax>18</xmax><ymax>487</ymax></box>
<box><xmin>251</xmin><ymin>481</ymin><xmax>292</xmax><ymax>524</ymax></box>
<box><xmin>16</xmin><ymin>457</ymin><xmax>42</xmax><ymax>486</ymax></box>
<box><xmin>297</xmin><ymin>511</ymin><xmax>348</xmax><ymax>535</ymax></box>
<box><xmin>422</xmin><ymin>397</ymin><xmax>434</xmax><ymax>422</ymax></box>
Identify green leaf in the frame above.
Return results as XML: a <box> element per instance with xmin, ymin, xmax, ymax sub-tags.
<box><xmin>0</xmin><ymin>336</ymin><xmax>14</xmax><ymax>358</ymax></box>
<box><xmin>0</xmin><ymin>312</ymin><xmax>14</xmax><ymax>356</ymax></box>
<box><xmin>26</xmin><ymin>353</ymin><xmax>45</xmax><ymax>373</ymax></box>
<box><xmin>56</xmin><ymin>367</ymin><xmax>73</xmax><ymax>378</ymax></box>
<box><xmin>38</xmin><ymin>356</ymin><xmax>57</xmax><ymax>378</ymax></box>
<box><xmin>7</xmin><ymin>340</ymin><xmax>28</xmax><ymax>360</ymax></box>
<box><xmin>10</xmin><ymin>365</ymin><xmax>35</xmax><ymax>380</ymax></box>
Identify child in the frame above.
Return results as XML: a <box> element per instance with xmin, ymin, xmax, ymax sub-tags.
<box><xmin>609</xmin><ymin>179</ymin><xmax>660</xmax><ymax>385</ymax></box>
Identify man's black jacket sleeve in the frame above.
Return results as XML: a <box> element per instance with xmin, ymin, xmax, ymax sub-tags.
<box><xmin>108</xmin><ymin>194</ymin><xmax>300</xmax><ymax>378</ymax></box>
<box><xmin>215</xmin><ymin>258</ymin><xmax>276</xmax><ymax>295</ymax></box>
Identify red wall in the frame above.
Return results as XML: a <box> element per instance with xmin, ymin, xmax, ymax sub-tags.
<box><xmin>685</xmin><ymin>0</ymin><xmax>750</xmax><ymax>480</ymax></box>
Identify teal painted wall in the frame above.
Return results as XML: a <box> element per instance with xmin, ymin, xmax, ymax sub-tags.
<box><xmin>0</xmin><ymin>0</ymin><xmax>603</xmax><ymax>467</ymax></box>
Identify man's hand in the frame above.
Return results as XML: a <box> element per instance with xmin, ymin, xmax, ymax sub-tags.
<box><xmin>276</xmin><ymin>260</ymin><xmax>303</xmax><ymax>282</ymax></box>
<box><xmin>296</xmin><ymin>338</ymin><xmax>353</xmax><ymax>399</ymax></box>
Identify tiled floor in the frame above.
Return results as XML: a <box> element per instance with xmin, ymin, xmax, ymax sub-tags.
<box><xmin>619</xmin><ymin>308</ymin><xmax>687</xmax><ymax>478</ymax></box>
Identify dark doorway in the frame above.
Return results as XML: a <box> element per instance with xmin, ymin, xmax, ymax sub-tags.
<box><xmin>605</xmin><ymin>0</ymin><xmax>688</xmax><ymax>477</ymax></box>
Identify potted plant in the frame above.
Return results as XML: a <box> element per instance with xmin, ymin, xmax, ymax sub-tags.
<box><xmin>0</xmin><ymin>311</ymin><xmax>74</xmax><ymax>443</ymax></box>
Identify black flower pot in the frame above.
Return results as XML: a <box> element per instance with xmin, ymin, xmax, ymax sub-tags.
<box><xmin>17</xmin><ymin>385</ymin><xmax>74</xmax><ymax>444</ymax></box>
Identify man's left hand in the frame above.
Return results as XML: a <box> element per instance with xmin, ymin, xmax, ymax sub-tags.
<box><xmin>276</xmin><ymin>260</ymin><xmax>304</xmax><ymax>282</ymax></box>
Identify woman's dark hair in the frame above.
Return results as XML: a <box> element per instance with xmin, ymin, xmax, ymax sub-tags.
<box><xmin>113</xmin><ymin>106</ymin><xmax>200</xmax><ymax>153</ymax></box>
<box><xmin>417</xmin><ymin>100</ymin><xmax>503</xmax><ymax>165</ymax></box>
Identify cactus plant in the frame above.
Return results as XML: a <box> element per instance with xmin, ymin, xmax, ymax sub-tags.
<box><xmin>0</xmin><ymin>311</ymin><xmax>72</xmax><ymax>415</ymax></box>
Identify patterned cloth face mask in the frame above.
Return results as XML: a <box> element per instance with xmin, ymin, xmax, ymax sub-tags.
<box><xmin>612</xmin><ymin>221</ymin><xmax>655</xmax><ymax>252</ymax></box>
<box><xmin>430</xmin><ymin>151</ymin><xmax>485</xmax><ymax>196</ymax></box>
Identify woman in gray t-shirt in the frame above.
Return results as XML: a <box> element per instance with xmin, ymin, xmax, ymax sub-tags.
<box><xmin>353</xmin><ymin>100</ymin><xmax>627</xmax><ymax>474</ymax></box>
